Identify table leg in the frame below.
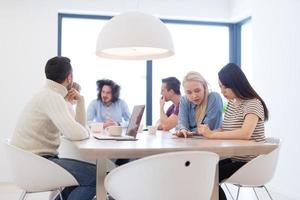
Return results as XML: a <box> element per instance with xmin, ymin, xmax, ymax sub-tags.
<box><xmin>211</xmin><ymin>164</ymin><xmax>219</xmax><ymax>200</ymax></box>
<box><xmin>96</xmin><ymin>158</ymin><xmax>107</xmax><ymax>200</ymax></box>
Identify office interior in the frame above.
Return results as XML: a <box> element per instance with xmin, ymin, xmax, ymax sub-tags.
<box><xmin>0</xmin><ymin>0</ymin><xmax>299</xmax><ymax>199</ymax></box>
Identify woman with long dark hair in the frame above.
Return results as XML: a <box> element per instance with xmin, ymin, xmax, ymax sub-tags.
<box><xmin>198</xmin><ymin>63</ymin><xmax>269</xmax><ymax>200</ymax></box>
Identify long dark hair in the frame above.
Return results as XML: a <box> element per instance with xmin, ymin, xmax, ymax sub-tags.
<box><xmin>218</xmin><ymin>63</ymin><xmax>269</xmax><ymax>121</ymax></box>
<box><xmin>96</xmin><ymin>79</ymin><xmax>120</xmax><ymax>103</ymax></box>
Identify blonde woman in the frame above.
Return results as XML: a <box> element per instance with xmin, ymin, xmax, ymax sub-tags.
<box><xmin>176</xmin><ymin>71</ymin><xmax>223</xmax><ymax>138</ymax></box>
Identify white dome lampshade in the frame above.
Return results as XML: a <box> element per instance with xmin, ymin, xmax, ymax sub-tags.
<box><xmin>96</xmin><ymin>11</ymin><xmax>174</xmax><ymax>60</ymax></box>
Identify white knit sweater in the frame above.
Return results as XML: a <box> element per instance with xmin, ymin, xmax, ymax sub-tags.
<box><xmin>11</xmin><ymin>79</ymin><xmax>89</xmax><ymax>156</ymax></box>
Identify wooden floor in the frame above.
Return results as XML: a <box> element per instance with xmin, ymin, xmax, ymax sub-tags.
<box><xmin>0</xmin><ymin>182</ymin><xmax>293</xmax><ymax>200</ymax></box>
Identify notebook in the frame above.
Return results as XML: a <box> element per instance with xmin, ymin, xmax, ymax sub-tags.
<box><xmin>93</xmin><ymin>105</ymin><xmax>145</xmax><ymax>141</ymax></box>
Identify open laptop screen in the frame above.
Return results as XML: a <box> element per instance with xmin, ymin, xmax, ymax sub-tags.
<box><xmin>126</xmin><ymin>105</ymin><xmax>145</xmax><ymax>137</ymax></box>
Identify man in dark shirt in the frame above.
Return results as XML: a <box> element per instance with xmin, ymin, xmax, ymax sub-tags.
<box><xmin>157</xmin><ymin>77</ymin><xmax>181</xmax><ymax>131</ymax></box>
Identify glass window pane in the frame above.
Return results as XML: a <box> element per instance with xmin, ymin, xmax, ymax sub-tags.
<box><xmin>61</xmin><ymin>17</ymin><xmax>147</xmax><ymax>123</ymax></box>
<box><xmin>152</xmin><ymin>24</ymin><xmax>229</xmax><ymax>123</ymax></box>
<box><xmin>61</xmin><ymin>16</ymin><xmax>231</xmax><ymax>126</ymax></box>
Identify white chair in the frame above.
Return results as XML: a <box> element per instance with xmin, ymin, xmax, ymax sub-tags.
<box><xmin>224</xmin><ymin>137</ymin><xmax>281</xmax><ymax>200</ymax></box>
<box><xmin>58</xmin><ymin>136</ymin><xmax>96</xmax><ymax>164</ymax></box>
<box><xmin>58</xmin><ymin>137</ymin><xmax>116</xmax><ymax>170</ymax></box>
<box><xmin>4</xmin><ymin>140</ymin><xmax>79</xmax><ymax>200</ymax></box>
<box><xmin>105</xmin><ymin>151</ymin><xmax>219</xmax><ymax>200</ymax></box>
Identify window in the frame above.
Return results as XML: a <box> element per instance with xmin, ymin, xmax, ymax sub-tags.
<box><xmin>152</xmin><ymin>23</ymin><xmax>229</xmax><ymax>123</ymax></box>
<box><xmin>59</xmin><ymin>14</ymin><xmax>241</xmax><ymax>125</ymax></box>
<box><xmin>60</xmin><ymin>16</ymin><xmax>147</xmax><ymax>123</ymax></box>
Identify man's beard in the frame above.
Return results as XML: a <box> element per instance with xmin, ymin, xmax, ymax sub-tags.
<box><xmin>102</xmin><ymin>97</ymin><xmax>111</xmax><ymax>105</ymax></box>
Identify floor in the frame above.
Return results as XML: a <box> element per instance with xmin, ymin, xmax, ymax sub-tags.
<box><xmin>0</xmin><ymin>183</ymin><xmax>62</xmax><ymax>200</ymax></box>
<box><xmin>223</xmin><ymin>184</ymin><xmax>292</xmax><ymax>200</ymax></box>
<box><xmin>0</xmin><ymin>182</ymin><xmax>292</xmax><ymax>200</ymax></box>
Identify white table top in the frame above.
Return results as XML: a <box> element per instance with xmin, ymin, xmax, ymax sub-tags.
<box><xmin>74</xmin><ymin>131</ymin><xmax>278</xmax><ymax>159</ymax></box>
<box><xmin>73</xmin><ymin>131</ymin><xmax>278</xmax><ymax>200</ymax></box>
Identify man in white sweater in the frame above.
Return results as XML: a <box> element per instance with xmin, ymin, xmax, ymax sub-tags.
<box><xmin>11</xmin><ymin>56</ymin><xmax>95</xmax><ymax>200</ymax></box>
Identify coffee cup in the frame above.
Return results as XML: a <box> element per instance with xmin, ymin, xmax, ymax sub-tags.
<box><xmin>148</xmin><ymin>125</ymin><xmax>157</xmax><ymax>134</ymax></box>
<box><xmin>90</xmin><ymin>122</ymin><xmax>103</xmax><ymax>133</ymax></box>
<box><xmin>106</xmin><ymin>126</ymin><xmax>122</xmax><ymax>136</ymax></box>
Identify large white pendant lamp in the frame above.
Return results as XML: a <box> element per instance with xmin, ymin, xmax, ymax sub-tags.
<box><xmin>96</xmin><ymin>11</ymin><xmax>174</xmax><ymax>60</ymax></box>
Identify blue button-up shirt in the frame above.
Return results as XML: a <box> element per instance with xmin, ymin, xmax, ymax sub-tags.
<box><xmin>177</xmin><ymin>92</ymin><xmax>223</xmax><ymax>132</ymax></box>
<box><xmin>87</xmin><ymin>99</ymin><xmax>130</xmax><ymax>127</ymax></box>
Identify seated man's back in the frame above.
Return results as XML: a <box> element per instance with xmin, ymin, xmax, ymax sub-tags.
<box><xmin>11</xmin><ymin>56</ymin><xmax>95</xmax><ymax>200</ymax></box>
<box><xmin>11</xmin><ymin>80</ymin><xmax>88</xmax><ymax>156</ymax></box>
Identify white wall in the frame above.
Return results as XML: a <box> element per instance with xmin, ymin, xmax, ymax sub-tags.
<box><xmin>0</xmin><ymin>0</ymin><xmax>229</xmax><ymax>182</ymax></box>
<box><xmin>252</xmin><ymin>0</ymin><xmax>300</xmax><ymax>199</ymax></box>
<box><xmin>231</xmin><ymin>0</ymin><xmax>300</xmax><ymax>199</ymax></box>
<box><xmin>229</xmin><ymin>0</ymin><xmax>252</xmax><ymax>21</ymax></box>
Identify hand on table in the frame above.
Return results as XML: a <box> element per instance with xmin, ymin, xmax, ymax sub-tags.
<box><xmin>198</xmin><ymin>124</ymin><xmax>213</xmax><ymax>138</ymax></box>
<box><xmin>104</xmin><ymin>118</ymin><xmax>118</xmax><ymax>128</ymax></box>
<box><xmin>175</xmin><ymin>129</ymin><xmax>194</xmax><ymax>138</ymax></box>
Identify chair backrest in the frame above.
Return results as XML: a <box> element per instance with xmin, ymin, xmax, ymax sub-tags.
<box><xmin>4</xmin><ymin>140</ymin><xmax>78</xmax><ymax>192</ymax></box>
<box><xmin>226</xmin><ymin>137</ymin><xmax>281</xmax><ymax>186</ymax></box>
<box><xmin>58</xmin><ymin>136</ymin><xmax>95</xmax><ymax>164</ymax></box>
<box><xmin>105</xmin><ymin>151</ymin><xmax>219</xmax><ymax>200</ymax></box>
<box><xmin>58</xmin><ymin>137</ymin><xmax>115</xmax><ymax>171</ymax></box>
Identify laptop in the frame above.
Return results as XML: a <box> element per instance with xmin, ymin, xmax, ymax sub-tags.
<box><xmin>93</xmin><ymin>105</ymin><xmax>145</xmax><ymax>141</ymax></box>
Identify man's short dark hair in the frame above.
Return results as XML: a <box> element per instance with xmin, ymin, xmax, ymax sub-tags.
<box><xmin>162</xmin><ymin>77</ymin><xmax>181</xmax><ymax>95</ymax></box>
<box><xmin>45</xmin><ymin>56</ymin><xmax>72</xmax><ymax>83</ymax></box>
<box><xmin>96</xmin><ymin>79</ymin><xmax>120</xmax><ymax>103</ymax></box>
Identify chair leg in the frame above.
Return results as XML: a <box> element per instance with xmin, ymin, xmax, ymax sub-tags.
<box><xmin>253</xmin><ymin>187</ymin><xmax>260</xmax><ymax>200</ymax></box>
<box><xmin>19</xmin><ymin>191</ymin><xmax>27</xmax><ymax>200</ymax></box>
<box><xmin>224</xmin><ymin>183</ymin><xmax>235</xmax><ymax>200</ymax></box>
<box><xmin>235</xmin><ymin>186</ymin><xmax>241</xmax><ymax>200</ymax></box>
<box><xmin>263</xmin><ymin>186</ymin><xmax>274</xmax><ymax>200</ymax></box>
<box><xmin>49</xmin><ymin>191</ymin><xmax>57</xmax><ymax>200</ymax></box>
<box><xmin>59</xmin><ymin>188</ymin><xmax>64</xmax><ymax>200</ymax></box>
